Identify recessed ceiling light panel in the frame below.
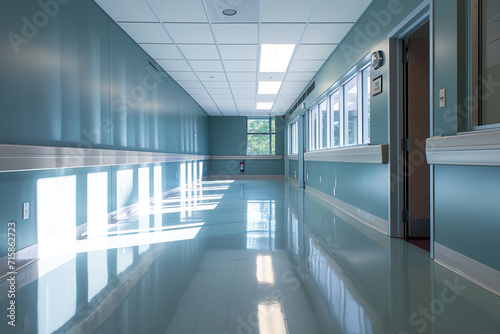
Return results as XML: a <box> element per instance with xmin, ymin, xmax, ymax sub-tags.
<box><xmin>259</xmin><ymin>44</ymin><xmax>295</xmax><ymax>72</ymax></box>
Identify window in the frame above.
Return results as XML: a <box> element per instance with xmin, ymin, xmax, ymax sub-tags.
<box><xmin>319</xmin><ymin>99</ymin><xmax>329</xmax><ymax>149</ymax></box>
<box><xmin>288</xmin><ymin>120</ymin><xmax>299</xmax><ymax>154</ymax></box>
<box><xmin>309</xmin><ymin>106</ymin><xmax>318</xmax><ymax>151</ymax></box>
<box><xmin>362</xmin><ymin>66</ymin><xmax>371</xmax><ymax>143</ymax></box>
<box><xmin>330</xmin><ymin>90</ymin><xmax>342</xmax><ymax>147</ymax></box>
<box><xmin>471</xmin><ymin>0</ymin><xmax>500</xmax><ymax>128</ymax></box>
<box><xmin>247</xmin><ymin>117</ymin><xmax>276</xmax><ymax>155</ymax></box>
<box><xmin>307</xmin><ymin>62</ymin><xmax>370</xmax><ymax>151</ymax></box>
<box><xmin>344</xmin><ymin>76</ymin><xmax>359</xmax><ymax>145</ymax></box>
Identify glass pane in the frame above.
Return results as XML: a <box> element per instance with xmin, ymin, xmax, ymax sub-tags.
<box><xmin>319</xmin><ymin>100</ymin><xmax>328</xmax><ymax>149</ymax></box>
<box><xmin>248</xmin><ymin>119</ymin><xmax>270</xmax><ymax>133</ymax></box>
<box><xmin>271</xmin><ymin>134</ymin><xmax>276</xmax><ymax>154</ymax></box>
<box><xmin>310</xmin><ymin>107</ymin><xmax>318</xmax><ymax>150</ymax></box>
<box><xmin>331</xmin><ymin>90</ymin><xmax>341</xmax><ymax>147</ymax></box>
<box><xmin>247</xmin><ymin>134</ymin><xmax>270</xmax><ymax>155</ymax></box>
<box><xmin>481</xmin><ymin>0</ymin><xmax>500</xmax><ymax>125</ymax></box>
<box><xmin>363</xmin><ymin>67</ymin><xmax>371</xmax><ymax>143</ymax></box>
<box><xmin>271</xmin><ymin>118</ymin><xmax>276</xmax><ymax>133</ymax></box>
<box><xmin>345</xmin><ymin>76</ymin><xmax>358</xmax><ymax>145</ymax></box>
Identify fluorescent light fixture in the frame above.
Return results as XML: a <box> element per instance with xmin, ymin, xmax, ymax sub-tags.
<box><xmin>258</xmin><ymin>81</ymin><xmax>282</xmax><ymax>94</ymax></box>
<box><xmin>257</xmin><ymin>102</ymin><xmax>274</xmax><ymax>110</ymax></box>
<box><xmin>259</xmin><ymin>44</ymin><xmax>295</xmax><ymax>72</ymax></box>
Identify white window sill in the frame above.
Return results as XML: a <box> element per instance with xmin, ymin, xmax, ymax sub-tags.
<box><xmin>304</xmin><ymin>144</ymin><xmax>388</xmax><ymax>164</ymax></box>
<box><xmin>426</xmin><ymin>130</ymin><xmax>500</xmax><ymax>166</ymax></box>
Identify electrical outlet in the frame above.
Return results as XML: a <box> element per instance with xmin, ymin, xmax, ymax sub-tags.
<box><xmin>307</xmin><ymin>174</ymin><xmax>309</xmax><ymax>180</ymax></box>
<box><xmin>320</xmin><ymin>175</ymin><xmax>322</xmax><ymax>182</ymax></box>
<box><xmin>23</xmin><ymin>202</ymin><xmax>29</xmax><ymax>220</ymax></box>
<box><xmin>439</xmin><ymin>89</ymin><xmax>446</xmax><ymax>107</ymax></box>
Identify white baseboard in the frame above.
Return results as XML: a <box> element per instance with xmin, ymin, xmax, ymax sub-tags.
<box><xmin>288</xmin><ymin>178</ymin><xmax>299</xmax><ymax>186</ymax></box>
<box><xmin>305</xmin><ymin>186</ymin><xmax>389</xmax><ymax>235</ymax></box>
<box><xmin>434</xmin><ymin>242</ymin><xmax>500</xmax><ymax>296</ymax></box>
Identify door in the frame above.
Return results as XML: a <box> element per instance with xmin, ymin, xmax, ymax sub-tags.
<box><xmin>403</xmin><ymin>21</ymin><xmax>430</xmax><ymax>242</ymax></box>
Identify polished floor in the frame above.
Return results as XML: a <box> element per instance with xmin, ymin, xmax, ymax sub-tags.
<box><xmin>1</xmin><ymin>179</ymin><xmax>500</xmax><ymax>333</ymax></box>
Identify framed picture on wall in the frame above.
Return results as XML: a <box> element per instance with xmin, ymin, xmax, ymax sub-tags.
<box><xmin>373</xmin><ymin>75</ymin><xmax>383</xmax><ymax>96</ymax></box>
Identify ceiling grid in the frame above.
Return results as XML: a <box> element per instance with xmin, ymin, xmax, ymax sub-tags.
<box><xmin>95</xmin><ymin>0</ymin><xmax>372</xmax><ymax>116</ymax></box>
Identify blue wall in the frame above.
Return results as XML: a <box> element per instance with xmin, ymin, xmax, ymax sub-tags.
<box><xmin>0</xmin><ymin>0</ymin><xmax>209</xmax><ymax>258</ymax></box>
<box><xmin>432</xmin><ymin>0</ymin><xmax>500</xmax><ymax>271</ymax></box>
<box><xmin>208</xmin><ymin>116</ymin><xmax>285</xmax><ymax>176</ymax></box>
<box><xmin>0</xmin><ymin>0</ymin><xmax>208</xmax><ymax>153</ymax></box>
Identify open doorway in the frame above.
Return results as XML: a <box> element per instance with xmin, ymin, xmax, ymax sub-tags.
<box><xmin>402</xmin><ymin>21</ymin><xmax>430</xmax><ymax>251</ymax></box>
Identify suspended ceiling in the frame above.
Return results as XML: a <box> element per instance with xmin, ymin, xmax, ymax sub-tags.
<box><xmin>94</xmin><ymin>0</ymin><xmax>372</xmax><ymax>116</ymax></box>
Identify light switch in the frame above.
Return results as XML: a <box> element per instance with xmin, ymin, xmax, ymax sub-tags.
<box><xmin>23</xmin><ymin>202</ymin><xmax>29</xmax><ymax>220</ymax></box>
<box><xmin>439</xmin><ymin>89</ymin><xmax>446</xmax><ymax>107</ymax></box>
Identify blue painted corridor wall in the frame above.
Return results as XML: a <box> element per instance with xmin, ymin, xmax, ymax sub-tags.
<box><xmin>0</xmin><ymin>0</ymin><xmax>209</xmax><ymax>258</ymax></box>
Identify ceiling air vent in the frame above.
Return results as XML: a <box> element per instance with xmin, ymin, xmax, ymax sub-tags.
<box><xmin>288</xmin><ymin>81</ymin><xmax>315</xmax><ymax>115</ymax></box>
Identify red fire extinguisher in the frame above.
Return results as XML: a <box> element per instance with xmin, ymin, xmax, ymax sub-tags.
<box><xmin>240</xmin><ymin>160</ymin><xmax>245</xmax><ymax>172</ymax></box>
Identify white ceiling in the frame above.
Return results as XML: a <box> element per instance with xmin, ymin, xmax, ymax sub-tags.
<box><xmin>95</xmin><ymin>0</ymin><xmax>372</xmax><ymax>116</ymax></box>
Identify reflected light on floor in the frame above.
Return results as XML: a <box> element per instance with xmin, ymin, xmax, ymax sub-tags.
<box><xmin>77</xmin><ymin>223</ymin><xmax>204</xmax><ymax>253</ymax></box>
<box><xmin>258</xmin><ymin>302</ymin><xmax>288</xmax><ymax>334</ymax></box>
<box><xmin>256</xmin><ymin>255</ymin><xmax>275</xmax><ymax>285</ymax></box>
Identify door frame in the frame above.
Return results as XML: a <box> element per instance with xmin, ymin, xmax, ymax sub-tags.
<box><xmin>387</xmin><ymin>0</ymin><xmax>434</xmax><ymax>257</ymax></box>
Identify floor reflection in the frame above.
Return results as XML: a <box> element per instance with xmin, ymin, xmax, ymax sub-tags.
<box><xmin>1</xmin><ymin>179</ymin><xmax>500</xmax><ymax>333</ymax></box>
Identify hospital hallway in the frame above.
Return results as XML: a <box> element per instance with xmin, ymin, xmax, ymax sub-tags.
<box><xmin>1</xmin><ymin>179</ymin><xmax>500</xmax><ymax>334</ymax></box>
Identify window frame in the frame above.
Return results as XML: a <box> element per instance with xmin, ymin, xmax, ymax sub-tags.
<box><xmin>307</xmin><ymin>62</ymin><xmax>371</xmax><ymax>152</ymax></box>
<box><xmin>469</xmin><ymin>0</ymin><xmax>500</xmax><ymax>131</ymax></box>
<box><xmin>247</xmin><ymin>117</ymin><xmax>276</xmax><ymax>155</ymax></box>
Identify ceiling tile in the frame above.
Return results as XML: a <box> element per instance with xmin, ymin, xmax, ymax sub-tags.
<box><xmin>203</xmin><ymin>81</ymin><xmax>230</xmax><ymax>89</ymax></box>
<box><xmin>139</xmin><ymin>44</ymin><xmax>183</xmax><ymax>59</ymax></box>
<box><xmin>197</xmin><ymin>72</ymin><xmax>226</xmax><ymax>81</ymax></box>
<box><xmin>178</xmin><ymin>44</ymin><xmax>219</xmax><ymax>60</ymax></box>
<box><xmin>95</xmin><ymin>0</ymin><xmax>157</xmax><ymax>22</ymax></box>
<box><xmin>189</xmin><ymin>60</ymin><xmax>224</xmax><ymax>72</ymax></box>
<box><xmin>229</xmin><ymin>82</ymin><xmax>256</xmax><ymax>90</ymax></box>
<box><xmin>207</xmin><ymin>88</ymin><xmax>232</xmax><ymax>96</ymax></box>
<box><xmin>224</xmin><ymin>60</ymin><xmax>256</xmax><ymax>72</ymax></box>
<box><xmin>212</xmin><ymin>24</ymin><xmax>258</xmax><ymax>44</ymax></box>
<box><xmin>310</xmin><ymin>0</ymin><xmax>372</xmax><ymax>23</ymax></box>
<box><xmin>302</xmin><ymin>23</ymin><xmax>352</xmax><ymax>44</ymax></box>
<box><xmin>286</xmin><ymin>71</ymin><xmax>316</xmax><ymax>81</ymax></box>
<box><xmin>148</xmin><ymin>0</ymin><xmax>208</xmax><ymax>23</ymax></box>
<box><xmin>118</xmin><ymin>23</ymin><xmax>171</xmax><ymax>44</ymax></box>
<box><xmin>157</xmin><ymin>59</ymin><xmax>191</xmax><ymax>72</ymax></box>
<box><xmin>261</xmin><ymin>24</ymin><xmax>305</xmax><ymax>44</ymax></box>
<box><xmin>295</xmin><ymin>44</ymin><xmax>337</xmax><ymax>60</ymax></box>
<box><xmin>257</xmin><ymin>73</ymin><xmax>285</xmax><ymax>81</ymax></box>
<box><xmin>164</xmin><ymin>23</ymin><xmax>214</xmax><ymax>44</ymax></box>
<box><xmin>231</xmin><ymin>89</ymin><xmax>256</xmax><ymax>97</ymax></box>
<box><xmin>227</xmin><ymin>72</ymin><xmax>257</xmax><ymax>81</ymax></box>
<box><xmin>219</xmin><ymin>45</ymin><xmax>257</xmax><ymax>60</ymax></box>
<box><xmin>205</xmin><ymin>1</ymin><xmax>259</xmax><ymax>23</ymax></box>
<box><xmin>289</xmin><ymin>60</ymin><xmax>325</xmax><ymax>72</ymax></box>
<box><xmin>261</xmin><ymin>0</ymin><xmax>316</xmax><ymax>23</ymax></box>
<box><xmin>167</xmin><ymin>71</ymin><xmax>198</xmax><ymax>81</ymax></box>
